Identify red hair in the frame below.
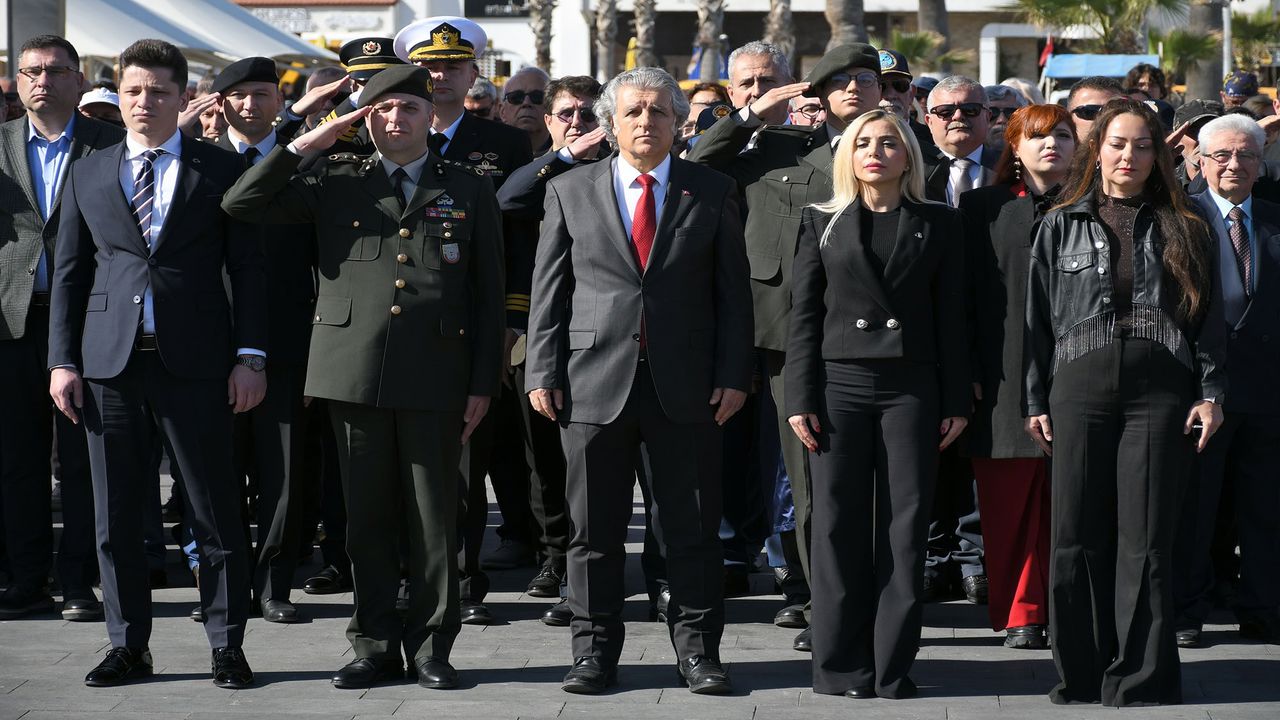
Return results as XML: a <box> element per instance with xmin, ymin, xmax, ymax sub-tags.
<box><xmin>993</xmin><ymin>105</ymin><xmax>1076</xmax><ymax>186</ymax></box>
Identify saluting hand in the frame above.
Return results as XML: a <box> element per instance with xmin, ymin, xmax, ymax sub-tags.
<box><xmin>566</xmin><ymin>127</ymin><xmax>608</xmax><ymax>161</ymax></box>
<box><xmin>462</xmin><ymin>395</ymin><xmax>491</xmax><ymax>444</ymax></box>
<box><xmin>50</xmin><ymin>368</ymin><xmax>84</xmax><ymax>424</ymax></box>
<box><xmin>748</xmin><ymin>82</ymin><xmax>812</xmax><ymax>124</ymax></box>
<box><xmin>291</xmin><ymin>105</ymin><xmax>373</xmax><ymax>156</ymax></box>
<box><xmin>528</xmin><ymin>388</ymin><xmax>563</xmax><ymax>422</ymax></box>
<box><xmin>177</xmin><ymin>92</ymin><xmax>220</xmax><ymax>137</ymax></box>
<box><xmin>788</xmin><ymin>413</ymin><xmax>821</xmax><ymax>453</ymax></box>
<box><xmin>290</xmin><ymin>75</ymin><xmax>354</xmax><ymax>118</ymax></box>
<box><xmin>710</xmin><ymin>388</ymin><xmax>747</xmax><ymax>426</ymax></box>
<box><xmin>939</xmin><ymin>417</ymin><xmax>968</xmax><ymax>451</ymax></box>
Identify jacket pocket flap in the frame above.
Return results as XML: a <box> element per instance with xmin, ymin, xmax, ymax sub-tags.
<box><xmin>568</xmin><ymin>330</ymin><xmax>595</xmax><ymax>350</ymax></box>
<box><xmin>1057</xmin><ymin>252</ymin><xmax>1095</xmax><ymax>272</ymax></box>
<box><xmin>748</xmin><ymin>252</ymin><xmax>782</xmax><ymax>280</ymax></box>
<box><xmin>86</xmin><ymin>293</ymin><xmax>107</xmax><ymax>312</ymax></box>
<box><xmin>312</xmin><ymin>297</ymin><xmax>352</xmax><ymax>326</ymax></box>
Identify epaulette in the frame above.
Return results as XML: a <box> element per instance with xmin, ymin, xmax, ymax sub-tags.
<box><xmin>434</xmin><ymin>158</ymin><xmax>484</xmax><ymax>177</ymax></box>
<box><xmin>325</xmin><ymin>152</ymin><xmax>363</xmax><ymax>164</ymax></box>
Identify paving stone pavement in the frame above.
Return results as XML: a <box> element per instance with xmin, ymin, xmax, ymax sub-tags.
<box><xmin>1</xmin><ymin>483</ymin><xmax>1276</xmax><ymax>720</ymax></box>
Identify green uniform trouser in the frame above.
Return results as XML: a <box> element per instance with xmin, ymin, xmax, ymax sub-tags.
<box><xmin>764</xmin><ymin>349</ymin><xmax>811</xmax><ymax>618</ymax></box>
<box><xmin>329</xmin><ymin>401</ymin><xmax>461</xmax><ymax>664</ymax></box>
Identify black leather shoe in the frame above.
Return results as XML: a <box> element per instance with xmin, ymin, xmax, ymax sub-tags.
<box><xmin>211</xmin><ymin>647</ymin><xmax>253</xmax><ymax>689</ymax></box>
<box><xmin>85</xmin><ymin>647</ymin><xmax>153</xmax><ymax>687</ymax></box>
<box><xmin>303</xmin><ymin>565</ymin><xmax>352</xmax><ymax>595</ymax></box>
<box><xmin>413</xmin><ymin>657</ymin><xmax>458</xmax><ymax>689</ymax></box>
<box><xmin>0</xmin><ymin>586</ymin><xmax>56</xmax><ymax>619</ymax></box>
<box><xmin>460</xmin><ymin>599</ymin><xmax>493</xmax><ymax>625</ymax></box>
<box><xmin>793</xmin><ymin>626</ymin><xmax>812</xmax><ymax>652</ymax></box>
<box><xmin>653</xmin><ymin>586</ymin><xmax>671</xmax><ymax>623</ymax></box>
<box><xmin>921</xmin><ymin>573</ymin><xmax>949</xmax><ymax>603</ymax></box>
<box><xmin>774</xmin><ymin>603</ymin><xmax>807</xmax><ymax>629</ymax></box>
<box><xmin>844</xmin><ymin>687</ymin><xmax>876</xmax><ymax>699</ymax></box>
<box><xmin>262</xmin><ymin>599</ymin><xmax>301</xmax><ymax>623</ymax></box>
<box><xmin>62</xmin><ymin>596</ymin><xmax>104</xmax><ymax>622</ymax></box>
<box><xmin>1175</xmin><ymin>627</ymin><xmax>1202</xmax><ymax>648</ymax></box>
<box><xmin>542</xmin><ymin>600</ymin><xmax>572</xmax><ymax>627</ymax></box>
<box><xmin>190</xmin><ymin>605</ymin><xmax>205</xmax><ymax>623</ymax></box>
<box><xmin>962</xmin><ymin>575</ymin><xmax>989</xmax><ymax>605</ymax></box>
<box><xmin>333</xmin><ymin>657</ymin><xmax>403</xmax><ymax>688</ymax></box>
<box><xmin>527</xmin><ymin>564</ymin><xmax>564</xmax><ymax>598</ymax></box>
<box><xmin>1004</xmin><ymin>625</ymin><xmax>1049</xmax><ymax>649</ymax></box>
<box><xmin>562</xmin><ymin>656</ymin><xmax>617</xmax><ymax>694</ymax></box>
<box><xmin>676</xmin><ymin>656</ymin><xmax>732</xmax><ymax>695</ymax></box>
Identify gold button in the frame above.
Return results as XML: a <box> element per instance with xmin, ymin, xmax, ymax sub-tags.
<box><xmin>390</xmin><ymin>305</ymin><xmax>402</xmax><ymax>315</ymax></box>
<box><xmin>458</xmin><ymin>328</ymin><xmax>465</xmax><ymax>336</ymax></box>
<box><xmin>399</xmin><ymin>228</ymin><xmax>411</xmax><ymax>238</ymax></box>
<box><xmin>314</xmin><ymin>315</ymin><xmax>321</xmax><ymax>321</ymax></box>
<box><xmin>444</xmin><ymin>232</ymin><xmax>452</xmax><ymax>238</ymax></box>
<box><xmin>352</xmin><ymin>220</ymin><xmax>360</xmax><ymax>228</ymax></box>
<box><xmin>443</xmin><ymin>222</ymin><xmax>452</xmax><ymax>228</ymax></box>
<box><xmin>397</xmin><ymin>253</ymin><xmax>408</xmax><ymax>263</ymax></box>
<box><xmin>395</xmin><ymin>279</ymin><xmax>405</xmax><ymax>288</ymax></box>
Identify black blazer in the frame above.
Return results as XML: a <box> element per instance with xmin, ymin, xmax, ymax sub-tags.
<box><xmin>525</xmin><ymin>154</ymin><xmax>754</xmax><ymax>425</ymax></box>
<box><xmin>923</xmin><ymin>145</ymin><xmax>999</xmax><ymax>204</ymax></box>
<box><xmin>215</xmin><ymin>134</ymin><xmax>317</xmax><ymax>366</ymax></box>
<box><xmin>960</xmin><ymin>184</ymin><xmax>1045</xmax><ymax>458</ymax></box>
<box><xmin>1193</xmin><ymin>191</ymin><xmax>1280</xmax><ymax>415</ymax></box>
<box><xmin>785</xmin><ymin>198</ymin><xmax>970</xmax><ymax>419</ymax></box>
<box><xmin>49</xmin><ymin>136</ymin><xmax>267</xmax><ymax>380</ymax></box>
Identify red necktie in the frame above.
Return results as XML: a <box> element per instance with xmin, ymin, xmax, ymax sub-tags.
<box><xmin>632</xmin><ymin>174</ymin><xmax>656</xmax><ymax>271</ymax></box>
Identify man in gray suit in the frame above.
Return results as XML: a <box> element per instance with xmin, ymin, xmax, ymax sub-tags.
<box><xmin>0</xmin><ymin>34</ymin><xmax>123</xmax><ymax>621</ymax></box>
<box><xmin>525</xmin><ymin>67</ymin><xmax>753</xmax><ymax>695</ymax></box>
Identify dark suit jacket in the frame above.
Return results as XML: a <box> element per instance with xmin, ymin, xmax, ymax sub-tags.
<box><xmin>923</xmin><ymin>144</ymin><xmax>999</xmax><ymax>205</ymax></box>
<box><xmin>442</xmin><ymin>112</ymin><xmax>535</xmax><ymax>328</ymax></box>
<box><xmin>525</xmin><ymin>154</ymin><xmax>754</xmax><ymax>425</ymax></box>
<box><xmin>960</xmin><ymin>184</ymin><xmax>1046</xmax><ymax>458</ymax></box>
<box><xmin>497</xmin><ymin>147</ymin><xmax>608</xmax><ymax>220</ymax></box>
<box><xmin>686</xmin><ymin>113</ymin><xmax>834</xmax><ymax>352</ymax></box>
<box><xmin>49</xmin><ymin>136</ymin><xmax>267</xmax><ymax>380</ymax></box>
<box><xmin>785</xmin><ymin>199</ymin><xmax>970</xmax><ymax>420</ymax></box>
<box><xmin>1193</xmin><ymin>191</ymin><xmax>1280</xmax><ymax>415</ymax></box>
<box><xmin>215</xmin><ymin>134</ymin><xmax>317</xmax><ymax>366</ymax></box>
<box><xmin>0</xmin><ymin>116</ymin><xmax>124</xmax><ymax>340</ymax></box>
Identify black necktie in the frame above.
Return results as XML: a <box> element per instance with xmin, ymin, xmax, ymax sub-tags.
<box><xmin>132</xmin><ymin>148</ymin><xmax>163</xmax><ymax>246</ymax></box>
<box><xmin>429</xmin><ymin>132</ymin><xmax>447</xmax><ymax>157</ymax></box>
<box><xmin>391</xmin><ymin>167</ymin><xmax>409</xmax><ymax>209</ymax></box>
<box><xmin>1228</xmin><ymin>206</ymin><xmax>1252</xmax><ymax>296</ymax></box>
<box><xmin>244</xmin><ymin>147</ymin><xmax>260</xmax><ymax>166</ymax></box>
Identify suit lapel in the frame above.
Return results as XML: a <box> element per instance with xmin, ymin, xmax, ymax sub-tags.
<box><xmin>799</xmin><ymin>131</ymin><xmax>834</xmax><ymax>177</ymax></box>
<box><xmin>151</xmin><ymin>136</ymin><xmax>204</xmax><ymax>254</ymax></box>
<box><xmin>442</xmin><ymin>114</ymin><xmax>479</xmax><ymax>163</ymax></box>
<box><xmin>110</xmin><ymin>142</ymin><xmax>151</xmax><ymax>256</ymax></box>
<box><xmin>358</xmin><ymin>151</ymin><xmax>408</xmax><ymax>222</ymax></box>
<box><xmin>838</xmin><ymin>199</ymin><xmax>895</xmax><ymax>314</ymax></box>
<box><xmin>403</xmin><ymin>160</ymin><xmax>446</xmax><ymax>219</ymax></box>
<box><xmin>881</xmin><ymin>202</ymin><xmax>931</xmax><ymax>291</ymax></box>
<box><xmin>592</xmin><ymin>157</ymin><xmax>638</xmax><ymax>276</ymax></box>
<box><xmin>2</xmin><ymin>121</ymin><xmax>41</xmax><ymax>215</ymax></box>
<box><xmin>49</xmin><ymin>119</ymin><xmax>106</xmax><ymax>220</ymax></box>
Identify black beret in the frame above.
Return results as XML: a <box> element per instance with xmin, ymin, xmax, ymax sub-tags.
<box><xmin>212</xmin><ymin>57</ymin><xmax>278</xmax><ymax>95</ymax></box>
<box><xmin>806</xmin><ymin>43</ymin><xmax>881</xmax><ymax>90</ymax></box>
<box><xmin>357</xmin><ymin>65</ymin><xmax>434</xmax><ymax>108</ymax></box>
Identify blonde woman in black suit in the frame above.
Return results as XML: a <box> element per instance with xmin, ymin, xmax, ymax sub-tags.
<box><xmin>786</xmin><ymin>109</ymin><xmax>970</xmax><ymax>700</ymax></box>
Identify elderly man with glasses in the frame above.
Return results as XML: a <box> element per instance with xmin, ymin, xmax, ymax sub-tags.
<box><xmin>500</xmin><ymin>67</ymin><xmax>552</xmax><ymax>153</ymax></box>
<box><xmin>983</xmin><ymin>84</ymin><xmax>1026</xmax><ymax>157</ymax></box>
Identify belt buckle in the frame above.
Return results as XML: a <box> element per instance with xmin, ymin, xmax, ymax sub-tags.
<box><xmin>135</xmin><ymin>334</ymin><xmax>158</xmax><ymax>351</ymax></box>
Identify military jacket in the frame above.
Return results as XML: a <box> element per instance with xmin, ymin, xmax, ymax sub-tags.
<box><xmin>221</xmin><ymin>146</ymin><xmax>505</xmax><ymax>411</ymax></box>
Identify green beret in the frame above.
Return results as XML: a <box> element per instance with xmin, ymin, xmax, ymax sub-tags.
<box><xmin>357</xmin><ymin>65</ymin><xmax>434</xmax><ymax>107</ymax></box>
<box><xmin>806</xmin><ymin>43</ymin><xmax>881</xmax><ymax>89</ymax></box>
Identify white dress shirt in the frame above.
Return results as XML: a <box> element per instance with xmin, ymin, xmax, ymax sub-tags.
<box><xmin>380</xmin><ymin>150</ymin><xmax>431</xmax><ymax>204</ymax></box>
<box><xmin>227</xmin><ymin>128</ymin><xmax>278</xmax><ymax>164</ymax></box>
<box><xmin>613</xmin><ymin>154</ymin><xmax>671</xmax><ymax>238</ymax></box>
<box><xmin>942</xmin><ymin>145</ymin><xmax>984</xmax><ymax>206</ymax></box>
<box><xmin>430</xmin><ymin>112</ymin><xmax>465</xmax><ymax>156</ymax></box>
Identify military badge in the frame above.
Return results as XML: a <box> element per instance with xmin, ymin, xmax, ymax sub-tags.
<box><xmin>713</xmin><ymin>105</ymin><xmax>731</xmax><ymax>119</ymax></box>
<box><xmin>442</xmin><ymin>242</ymin><xmax>461</xmax><ymax>264</ymax></box>
<box><xmin>468</xmin><ymin>151</ymin><xmax>484</xmax><ymax>162</ymax></box>
<box><xmin>362</xmin><ymin>40</ymin><xmax>382</xmax><ymax>56</ymax></box>
<box><xmin>879</xmin><ymin>50</ymin><xmax>896</xmax><ymax>72</ymax></box>
<box><xmin>437</xmin><ymin>194</ymin><xmax>454</xmax><ymax>206</ymax></box>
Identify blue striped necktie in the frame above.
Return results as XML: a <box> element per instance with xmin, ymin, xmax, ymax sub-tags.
<box><xmin>132</xmin><ymin>148</ymin><xmax>164</xmax><ymax>246</ymax></box>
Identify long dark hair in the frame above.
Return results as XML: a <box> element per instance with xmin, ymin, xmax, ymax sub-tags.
<box><xmin>993</xmin><ymin>104</ymin><xmax>1076</xmax><ymax>186</ymax></box>
<box><xmin>1056</xmin><ymin>99</ymin><xmax>1211</xmax><ymax>322</ymax></box>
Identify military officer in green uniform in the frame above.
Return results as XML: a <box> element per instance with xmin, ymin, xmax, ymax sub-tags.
<box><xmin>221</xmin><ymin>65</ymin><xmax>504</xmax><ymax>691</ymax></box>
<box><xmin>311</xmin><ymin>36</ymin><xmax>407</xmax><ymax>156</ymax></box>
<box><xmin>686</xmin><ymin>43</ymin><xmax>884</xmax><ymax>653</ymax></box>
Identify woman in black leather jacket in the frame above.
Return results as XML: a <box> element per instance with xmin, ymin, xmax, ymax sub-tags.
<box><xmin>1023</xmin><ymin>99</ymin><xmax>1227</xmax><ymax>707</ymax></box>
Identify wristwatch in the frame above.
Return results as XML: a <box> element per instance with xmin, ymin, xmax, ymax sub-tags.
<box><xmin>236</xmin><ymin>355</ymin><xmax>266</xmax><ymax>372</ymax></box>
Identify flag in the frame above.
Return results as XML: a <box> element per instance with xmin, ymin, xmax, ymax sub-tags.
<box><xmin>1039</xmin><ymin>35</ymin><xmax>1054</xmax><ymax>68</ymax></box>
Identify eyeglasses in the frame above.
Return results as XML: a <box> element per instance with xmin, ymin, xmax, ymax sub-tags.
<box><xmin>1070</xmin><ymin>104</ymin><xmax>1103</xmax><ymax>121</ymax></box>
<box><xmin>928</xmin><ymin>103</ymin><xmax>986</xmax><ymax>119</ymax></box>
<box><xmin>17</xmin><ymin>65</ymin><xmax>78</xmax><ymax>80</ymax></box>
<box><xmin>551</xmin><ymin>107</ymin><xmax>596</xmax><ymax>124</ymax></box>
<box><xmin>793</xmin><ymin>104</ymin><xmax>823</xmax><ymax>119</ymax></box>
<box><xmin>504</xmin><ymin>90</ymin><xmax>545</xmax><ymax>106</ymax></box>
<box><xmin>989</xmin><ymin>106</ymin><xmax>1018</xmax><ymax>120</ymax></box>
<box><xmin>885</xmin><ymin>78</ymin><xmax>912</xmax><ymax>94</ymax></box>
<box><xmin>825</xmin><ymin>72</ymin><xmax>879</xmax><ymax>91</ymax></box>
<box><xmin>1204</xmin><ymin>149</ymin><xmax>1260</xmax><ymax>166</ymax></box>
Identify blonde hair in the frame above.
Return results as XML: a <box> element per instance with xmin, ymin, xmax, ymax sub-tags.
<box><xmin>813</xmin><ymin>110</ymin><xmax>928</xmax><ymax>247</ymax></box>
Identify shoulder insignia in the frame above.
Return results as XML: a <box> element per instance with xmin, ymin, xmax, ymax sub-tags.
<box><xmin>327</xmin><ymin>152</ymin><xmax>362</xmax><ymax>163</ymax></box>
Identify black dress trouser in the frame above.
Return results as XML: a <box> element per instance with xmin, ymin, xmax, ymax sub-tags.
<box><xmin>808</xmin><ymin>359</ymin><xmax>938</xmax><ymax>699</ymax></box>
<box><xmin>1047</xmin><ymin>338</ymin><xmax>1192</xmax><ymax>706</ymax></box>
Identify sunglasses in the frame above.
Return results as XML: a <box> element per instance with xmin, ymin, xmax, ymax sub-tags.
<box><xmin>1070</xmin><ymin>104</ymin><xmax>1103</xmax><ymax>121</ymax></box>
<box><xmin>928</xmin><ymin>103</ymin><xmax>985</xmax><ymax>120</ymax></box>
<box><xmin>885</xmin><ymin>78</ymin><xmax>913</xmax><ymax>94</ymax></box>
<box><xmin>469</xmin><ymin>107</ymin><xmax>492</xmax><ymax>118</ymax></box>
<box><xmin>989</xmin><ymin>106</ymin><xmax>1018</xmax><ymax>120</ymax></box>
<box><xmin>504</xmin><ymin>90</ymin><xmax>545</xmax><ymax>106</ymax></box>
<box><xmin>825</xmin><ymin>72</ymin><xmax>879</xmax><ymax>90</ymax></box>
<box><xmin>551</xmin><ymin>107</ymin><xmax>596</xmax><ymax>124</ymax></box>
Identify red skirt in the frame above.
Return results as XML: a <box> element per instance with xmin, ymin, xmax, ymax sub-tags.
<box><xmin>972</xmin><ymin>457</ymin><xmax>1050</xmax><ymax>630</ymax></box>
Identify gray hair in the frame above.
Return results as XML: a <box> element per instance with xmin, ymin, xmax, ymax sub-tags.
<box><xmin>1198</xmin><ymin>113</ymin><xmax>1266</xmax><ymax>154</ymax></box>
<box><xmin>728</xmin><ymin>41</ymin><xmax>791</xmax><ymax>83</ymax></box>
<box><xmin>985</xmin><ymin>84</ymin><xmax>1027</xmax><ymax>107</ymax></box>
<box><xmin>1000</xmin><ymin>76</ymin><xmax>1045</xmax><ymax>105</ymax></box>
<box><xmin>928</xmin><ymin>75</ymin><xmax>985</xmax><ymax>109</ymax></box>
<box><xmin>594</xmin><ymin>67</ymin><xmax>689</xmax><ymax>143</ymax></box>
<box><xmin>468</xmin><ymin>77</ymin><xmax>498</xmax><ymax>101</ymax></box>
<box><xmin>504</xmin><ymin>66</ymin><xmax>550</xmax><ymax>91</ymax></box>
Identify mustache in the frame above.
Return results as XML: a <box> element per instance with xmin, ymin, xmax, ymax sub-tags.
<box><xmin>946</xmin><ymin>121</ymin><xmax>971</xmax><ymax>131</ymax></box>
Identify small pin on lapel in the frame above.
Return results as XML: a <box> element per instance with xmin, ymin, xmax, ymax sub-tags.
<box><xmin>914</xmin><ymin>231</ymin><xmax>923</xmax><ymax>238</ymax></box>
<box><xmin>682</xmin><ymin>189</ymin><xmax>692</xmax><ymax>197</ymax></box>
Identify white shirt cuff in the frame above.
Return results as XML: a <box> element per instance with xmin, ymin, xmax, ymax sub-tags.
<box><xmin>556</xmin><ymin>147</ymin><xmax>577</xmax><ymax>164</ymax></box>
<box><xmin>237</xmin><ymin>348</ymin><xmax>266</xmax><ymax>358</ymax></box>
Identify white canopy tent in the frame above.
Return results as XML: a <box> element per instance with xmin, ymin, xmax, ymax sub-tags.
<box><xmin>140</xmin><ymin>0</ymin><xmax>335</xmax><ymax>65</ymax></box>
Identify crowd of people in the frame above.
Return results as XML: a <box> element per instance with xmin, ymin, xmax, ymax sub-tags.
<box><xmin>0</xmin><ymin>12</ymin><xmax>1277</xmax><ymax>708</ymax></box>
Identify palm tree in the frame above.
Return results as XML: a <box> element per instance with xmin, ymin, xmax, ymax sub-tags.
<box><xmin>825</xmin><ymin>0</ymin><xmax>867</xmax><ymax>51</ymax></box>
<box><xmin>595</xmin><ymin>0</ymin><xmax>618</xmax><ymax>82</ymax></box>
<box><xmin>634</xmin><ymin>0</ymin><xmax>659</xmax><ymax>68</ymax></box>
<box><xmin>872</xmin><ymin>29</ymin><xmax>973</xmax><ymax>73</ymax></box>
<box><xmin>529</xmin><ymin>0</ymin><xmax>555</xmax><ymax>72</ymax></box>
<box><xmin>1147</xmin><ymin>26</ymin><xmax>1218</xmax><ymax>84</ymax></box>
<box><xmin>763</xmin><ymin>0</ymin><xmax>796</xmax><ymax>70</ymax></box>
<box><xmin>1231</xmin><ymin>10</ymin><xmax>1280</xmax><ymax>72</ymax></box>
<box><xmin>694</xmin><ymin>0</ymin><xmax>726</xmax><ymax>81</ymax></box>
<box><xmin>916</xmin><ymin>0</ymin><xmax>951</xmax><ymax>70</ymax></box>
<box><xmin>1182</xmin><ymin>0</ymin><xmax>1222</xmax><ymax>101</ymax></box>
<box><xmin>1010</xmin><ymin>0</ymin><xmax>1189</xmax><ymax>54</ymax></box>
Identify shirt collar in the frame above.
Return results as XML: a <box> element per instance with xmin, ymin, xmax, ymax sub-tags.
<box><xmin>1208</xmin><ymin>188</ymin><xmax>1252</xmax><ymax>221</ymax></box>
<box><xmin>125</xmin><ymin>130</ymin><xmax>183</xmax><ymax>160</ymax></box>
<box><xmin>615</xmin><ymin>153</ymin><xmax>672</xmax><ymax>190</ymax></box>
<box><xmin>434</xmin><ymin>112</ymin><xmax>465</xmax><ymax>142</ymax></box>
<box><xmin>380</xmin><ymin>149</ymin><xmax>431</xmax><ymax>183</ymax></box>
<box><xmin>26</xmin><ymin>114</ymin><xmax>75</xmax><ymax>145</ymax></box>
<box><xmin>227</xmin><ymin>128</ymin><xmax>277</xmax><ymax>157</ymax></box>
<box><xmin>941</xmin><ymin>145</ymin><xmax>983</xmax><ymax>165</ymax></box>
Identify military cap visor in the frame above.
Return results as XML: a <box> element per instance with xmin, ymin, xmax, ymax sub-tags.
<box><xmin>394</xmin><ymin>18</ymin><xmax>487</xmax><ymax>63</ymax></box>
<box><xmin>212</xmin><ymin>57</ymin><xmax>279</xmax><ymax>95</ymax></box>
<box><xmin>357</xmin><ymin>65</ymin><xmax>434</xmax><ymax>108</ymax></box>
<box><xmin>339</xmin><ymin>37</ymin><xmax>405</xmax><ymax>82</ymax></box>
<box><xmin>806</xmin><ymin>43</ymin><xmax>882</xmax><ymax>90</ymax></box>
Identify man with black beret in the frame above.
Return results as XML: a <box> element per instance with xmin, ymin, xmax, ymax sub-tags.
<box><xmin>687</xmin><ymin>42</ymin><xmax>885</xmax><ymax>654</ymax></box>
<box><xmin>222</xmin><ymin>63</ymin><xmax>505</xmax><ymax>691</ymax></box>
<box><xmin>205</xmin><ymin>56</ymin><xmax>318</xmax><ymax>625</ymax></box>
